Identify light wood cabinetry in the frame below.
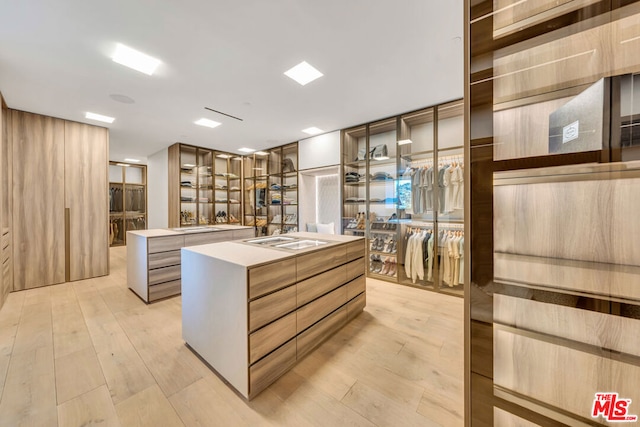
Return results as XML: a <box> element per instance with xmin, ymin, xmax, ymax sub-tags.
<box><xmin>109</xmin><ymin>161</ymin><xmax>147</xmax><ymax>247</ymax></box>
<box><xmin>65</xmin><ymin>121</ymin><xmax>109</xmax><ymax>281</ymax></box>
<box><xmin>0</xmin><ymin>95</ymin><xmax>11</xmax><ymax>308</ymax></box>
<box><xmin>127</xmin><ymin>226</ymin><xmax>254</xmax><ymax>303</ymax></box>
<box><xmin>181</xmin><ymin>233</ymin><xmax>366</xmax><ymax>399</ymax></box>
<box><xmin>12</xmin><ymin>111</ymin><xmax>66</xmax><ymax>290</ymax></box>
<box><xmin>10</xmin><ymin>110</ymin><xmax>109</xmax><ymax>290</ymax></box>
<box><xmin>168</xmin><ymin>143</ymin><xmax>244</xmax><ymax>229</ymax></box>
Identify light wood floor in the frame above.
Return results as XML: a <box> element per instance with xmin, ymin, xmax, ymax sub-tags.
<box><xmin>0</xmin><ymin>246</ymin><xmax>464</xmax><ymax>427</ymax></box>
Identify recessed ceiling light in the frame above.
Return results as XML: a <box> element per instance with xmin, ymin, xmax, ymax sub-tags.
<box><xmin>373</xmin><ymin>156</ymin><xmax>390</xmax><ymax>161</ymax></box>
<box><xmin>124</xmin><ymin>158</ymin><xmax>140</xmax><ymax>163</ymax></box>
<box><xmin>216</xmin><ymin>154</ymin><xmax>232</xmax><ymax>159</ymax></box>
<box><xmin>302</xmin><ymin>127</ymin><xmax>323</xmax><ymax>135</ymax></box>
<box><xmin>112</xmin><ymin>43</ymin><xmax>161</xmax><ymax>75</ymax></box>
<box><xmin>254</xmin><ymin>151</ymin><xmax>269</xmax><ymax>156</ymax></box>
<box><xmin>238</xmin><ymin>147</ymin><xmax>255</xmax><ymax>153</ymax></box>
<box><xmin>85</xmin><ymin>112</ymin><xmax>115</xmax><ymax>123</ymax></box>
<box><xmin>284</xmin><ymin>61</ymin><xmax>323</xmax><ymax>86</ymax></box>
<box><xmin>116</xmin><ymin>163</ymin><xmax>130</xmax><ymax>167</ymax></box>
<box><xmin>397</xmin><ymin>139</ymin><xmax>413</xmax><ymax>145</ymax></box>
<box><xmin>195</xmin><ymin>118</ymin><xmax>222</xmax><ymax>128</ymax></box>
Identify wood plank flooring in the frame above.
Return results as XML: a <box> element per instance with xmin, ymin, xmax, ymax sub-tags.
<box><xmin>0</xmin><ymin>246</ymin><xmax>463</xmax><ymax>426</ymax></box>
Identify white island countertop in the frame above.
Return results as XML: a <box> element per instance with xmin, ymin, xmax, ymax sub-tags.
<box><xmin>182</xmin><ymin>232</ymin><xmax>364</xmax><ymax>268</ymax></box>
<box><xmin>128</xmin><ymin>224</ymin><xmax>253</xmax><ymax>238</ymax></box>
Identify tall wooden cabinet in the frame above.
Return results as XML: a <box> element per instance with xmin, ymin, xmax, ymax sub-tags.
<box><xmin>0</xmin><ymin>95</ymin><xmax>12</xmax><ymax>308</ymax></box>
<box><xmin>11</xmin><ymin>110</ymin><xmax>108</xmax><ymax>290</ymax></box>
<box><xmin>64</xmin><ymin>121</ymin><xmax>109</xmax><ymax>282</ymax></box>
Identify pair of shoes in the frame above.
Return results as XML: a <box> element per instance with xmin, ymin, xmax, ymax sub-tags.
<box><xmin>385</xmin><ymin>258</ymin><xmax>397</xmax><ymax>276</ymax></box>
<box><xmin>384</xmin><ymin>237</ymin><xmax>396</xmax><ymax>253</ymax></box>
<box><xmin>228</xmin><ymin>214</ymin><xmax>239</xmax><ymax>223</ymax></box>
<box><xmin>215</xmin><ymin>211</ymin><xmax>227</xmax><ymax>223</ymax></box>
<box><xmin>370</xmin><ymin>254</ymin><xmax>383</xmax><ymax>273</ymax></box>
<box><xmin>272</xmin><ymin>214</ymin><xmax>282</xmax><ymax>224</ymax></box>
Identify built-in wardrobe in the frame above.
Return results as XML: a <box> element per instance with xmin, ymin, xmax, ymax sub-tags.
<box><xmin>0</xmin><ymin>95</ymin><xmax>11</xmax><ymax>308</ymax></box>
<box><xmin>11</xmin><ymin>110</ymin><xmax>109</xmax><ymax>290</ymax></box>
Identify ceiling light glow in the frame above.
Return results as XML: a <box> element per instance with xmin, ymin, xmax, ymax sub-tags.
<box><xmin>216</xmin><ymin>154</ymin><xmax>232</xmax><ymax>159</ymax></box>
<box><xmin>254</xmin><ymin>151</ymin><xmax>269</xmax><ymax>156</ymax></box>
<box><xmin>284</xmin><ymin>61</ymin><xmax>323</xmax><ymax>86</ymax></box>
<box><xmin>85</xmin><ymin>112</ymin><xmax>115</xmax><ymax>123</ymax></box>
<box><xmin>195</xmin><ymin>118</ymin><xmax>222</xmax><ymax>128</ymax></box>
<box><xmin>302</xmin><ymin>127</ymin><xmax>323</xmax><ymax>135</ymax></box>
<box><xmin>397</xmin><ymin>139</ymin><xmax>413</xmax><ymax>145</ymax></box>
<box><xmin>112</xmin><ymin>43</ymin><xmax>161</xmax><ymax>75</ymax></box>
<box><xmin>116</xmin><ymin>163</ymin><xmax>130</xmax><ymax>167</ymax></box>
<box><xmin>238</xmin><ymin>147</ymin><xmax>255</xmax><ymax>153</ymax></box>
<box><xmin>373</xmin><ymin>156</ymin><xmax>390</xmax><ymax>161</ymax></box>
<box><xmin>124</xmin><ymin>158</ymin><xmax>140</xmax><ymax>162</ymax></box>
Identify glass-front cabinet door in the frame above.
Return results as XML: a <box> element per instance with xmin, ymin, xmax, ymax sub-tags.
<box><xmin>398</xmin><ymin>107</ymin><xmax>436</xmax><ymax>291</ymax></box>
<box><xmin>366</xmin><ymin>118</ymin><xmax>399</xmax><ymax>280</ymax></box>
<box><xmin>342</xmin><ymin>125</ymin><xmax>367</xmax><ymax>236</ymax></box>
<box><xmin>179</xmin><ymin>146</ymin><xmax>198</xmax><ymax>226</ymax></box>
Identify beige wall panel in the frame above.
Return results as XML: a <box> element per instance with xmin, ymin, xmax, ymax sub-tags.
<box><xmin>495</xmin><ymin>329</ymin><xmax>640</xmax><ymax>425</ymax></box>
<box><xmin>494</xmin><ymin>329</ymin><xmax>606</xmax><ymax>422</ymax></box>
<box><xmin>495</xmin><ymin>294</ymin><xmax>640</xmax><ymax>357</ymax></box>
<box><xmin>494</xmin><ymin>23</ymin><xmax>613</xmax><ymax>104</ymax></box>
<box><xmin>65</xmin><ymin>121</ymin><xmax>108</xmax><ymax>281</ymax></box>
<box><xmin>494</xmin><ymin>253</ymin><xmax>640</xmax><ymax>301</ymax></box>
<box><xmin>12</xmin><ymin>111</ymin><xmax>66</xmax><ymax>290</ymax></box>
<box><xmin>493</xmin><ymin>97</ymin><xmax>572</xmax><ymax>160</ymax></box>
<box><xmin>493</xmin><ymin>407</ymin><xmax>541</xmax><ymax>427</ymax></box>
<box><xmin>493</xmin><ymin>0</ymin><xmax>599</xmax><ymax>35</ymax></box>
<box><xmin>494</xmin><ymin>177</ymin><xmax>640</xmax><ymax>267</ymax></box>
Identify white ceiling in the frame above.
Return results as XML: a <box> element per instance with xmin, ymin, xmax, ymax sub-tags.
<box><xmin>0</xmin><ymin>0</ymin><xmax>463</xmax><ymax>163</ymax></box>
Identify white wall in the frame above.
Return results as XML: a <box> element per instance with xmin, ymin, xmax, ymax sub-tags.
<box><xmin>147</xmin><ymin>147</ymin><xmax>168</xmax><ymax>229</ymax></box>
<box><xmin>298</xmin><ymin>166</ymin><xmax>341</xmax><ymax>233</ymax></box>
<box><xmin>298</xmin><ymin>131</ymin><xmax>340</xmax><ymax>170</ymax></box>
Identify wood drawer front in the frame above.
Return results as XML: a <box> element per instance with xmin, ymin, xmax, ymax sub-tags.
<box><xmin>297</xmin><ymin>307</ymin><xmax>347</xmax><ymax>360</ymax></box>
<box><xmin>347</xmin><ymin>293</ymin><xmax>366</xmax><ymax>321</ymax></box>
<box><xmin>345</xmin><ymin>257</ymin><xmax>365</xmax><ymax>283</ymax></box>
<box><xmin>249</xmin><ymin>285</ymin><xmax>296</xmax><ymax>332</ymax></box>
<box><xmin>149</xmin><ymin>280</ymin><xmax>181</xmax><ymax>302</ymax></box>
<box><xmin>296</xmin><ymin>245</ymin><xmax>346</xmax><ymax>281</ymax></box>
<box><xmin>148</xmin><ymin>264</ymin><xmax>181</xmax><ymax>285</ymax></box>
<box><xmin>184</xmin><ymin>231</ymin><xmax>231</xmax><ymax>247</ymax></box>
<box><xmin>148</xmin><ymin>236</ymin><xmax>184</xmax><ymax>254</ymax></box>
<box><xmin>233</xmin><ymin>229</ymin><xmax>255</xmax><ymax>240</ymax></box>
<box><xmin>296</xmin><ymin>285</ymin><xmax>347</xmax><ymax>333</ymax></box>
<box><xmin>249</xmin><ymin>312</ymin><xmax>297</xmax><ymax>364</ymax></box>
<box><xmin>148</xmin><ymin>250</ymin><xmax>181</xmax><ymax>269</ymax></box>
<box><xmin>345</xmin><ymin>240</ymin><xmax>364</xmax><ymax>262</ymax></box>
<box><xmin>346</xmin><ymin>275</ymin><xmax>366</xmax><ymax>301</ymax></box>
<box><xmin>249</xmin><ymin>338</ymin><xmax>296</xmax><ymax>398</ymax></box>
<box><xmin>249</xmin><ymin>259</ymin><xmax>296</xmax><ymax>300</ymax></box>
<box><xmin>297</xmin><ymin>264</ymin><xmax>347</xmax><ymax>308</ymax></box>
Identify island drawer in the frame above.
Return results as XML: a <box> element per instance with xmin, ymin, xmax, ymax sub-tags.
<box><xmin>249</xmin><ymin>311</ymin><xmax>297</xmax><ymax>364</ymax></box>
<box><xmin>249</xmin><ymin>285</ymin><xmax>297</xmax><ymax>332</ymax></box>
<box><xmin>148</xmin><ymin>235</ymin><xmax>185</xmax><ymax>254</ymax></box>
<box><xmin>148</xmin><ymin>250</ymin><xmax>181</xmax><ymax>269</ymax></box>
<box><xmin>248</xmin><ymin>259</ymin><xmax>296</xmax><ymax>300</ymax></box>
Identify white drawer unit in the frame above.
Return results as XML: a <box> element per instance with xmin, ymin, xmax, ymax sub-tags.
<box><xmin>182</xmin><ymin>233</ymin><xmax>366</xmax><ymax>400</ymax></box>
<box><xmin>127</xmin><ymin>226</ymin><xmax>254</xmax><ymax>303</ymax></box>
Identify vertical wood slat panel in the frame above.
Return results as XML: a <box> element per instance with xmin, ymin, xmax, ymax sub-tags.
<box><xmin>64</xmin><ymin>121</ymin><xmax>109</xmax><ymax>281</ymax></box>
<box><xmin>12</xmin><ymin>111</ymin><xmax>66</xmax><ymax>290</ymax></box>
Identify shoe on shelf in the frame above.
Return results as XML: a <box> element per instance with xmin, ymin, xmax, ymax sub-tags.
<box><xmin>387</xmin><ymin>259</ymin><xmax>397</xmax><ymax>276</ymax></box>
<box><xmin>380</xmin><ymin>258</ymin><xmax>390</xmax><ymax>275</ymax></box>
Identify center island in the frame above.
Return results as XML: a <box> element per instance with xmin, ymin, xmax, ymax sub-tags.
<box><xmin>181</xmin><ymin>232</ymin><xmax>366</xmax><ymax>399</ymax></box>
